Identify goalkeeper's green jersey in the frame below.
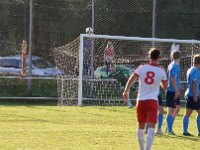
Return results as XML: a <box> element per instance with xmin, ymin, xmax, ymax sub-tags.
<box><xmin>108</xmin><ymin>69</ymin><xmax>129</xmax><ymax>87</ymax></box>
<box><xmin>102</xmin><ymin>66</ymin><xmax>136</xmax><ymax>90</ymax></box>
<box><xmin>107</xmin><ymin>67</ymin><xmax>136</xmax><ymax>90</ymax></box>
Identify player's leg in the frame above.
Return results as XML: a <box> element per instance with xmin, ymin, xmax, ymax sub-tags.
<box><xmin>136</xmin><ymin>101</ymin><xmax>147</xmax><ymax>150</ymax></box>
<box><xmin>196</xmin><ymin>109</ymin><xmax>200</xmax><ymax>136</ymax></box>
<box><xmin>146</xmin><ymin>122</ymin><xmax>156</xmax><ymax>150</ymax></box>
<box><xmin>156</xmin><ymin>105</ymin><xmax>164</xmax><ymax>135</ymax></box>
<box><xmin>156</xmin><ymin>95</ymin><xmax>164</xmax><ymax>135</ymax></box>
<box><xmin>173</xmin><ymin>105</ymin><xmax>180</xmax><ymax>117</ymax></box>
<box><xmin>146</xmin><ymin>100</ymin><xmax>157</xmax><ymax>150</ymax></box>
<box><xmin>137</xmin><ymin>123</ymin><xmax>145</xmax><ymax>150</ymax></box>
<box><xmin>182</xmin><ymin>96</ymin><xmax>193</xmax><ymax>136</ymax></box>
<box><xmin>105</xmin><ymin>61</ymin><xmax>109</xmax><ymax>75</ymax></box>
<box><xmin>145</xmin><ymin>123</ymin><xmax>148</xmax><ymax>134</ymax></box>
<box><xmin>173</xmin><ymin>97</ymin><xmax>180</xmax><ymax>117</ymax></box>
<box><xmin>182</xmin><ymin>108</ymin><xmax>193</xmax><ymax>135</ymax></box>
<box><xmin>195</xmin><ymin>98</ymin><xmax>200</xmax><ymax>136</ymax></box>
<box><xmin>166</xmin><ymin>91</ymin><xmax>175</xmax><ymax>134</ymax></box>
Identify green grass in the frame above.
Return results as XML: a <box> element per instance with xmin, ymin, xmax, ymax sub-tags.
<box><xmin>0</xmin><ymin>105</ymin><xmax>199</xmax><ymax>150</ymax></box>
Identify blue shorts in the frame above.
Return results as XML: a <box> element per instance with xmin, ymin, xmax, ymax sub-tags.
<box><xmin>166</xmin><ymin>91</ymin><xmax>180</xmax><ymax>108</ymax></box>
<box><xmin>158</xmin><ymin>95</ymin><xmax>163</xmax><ymax>106</ymax></box>
<box><xmin>186</xmin><ymin>96</ymin><xmax>200</xmax><ymax>110</ymax></box>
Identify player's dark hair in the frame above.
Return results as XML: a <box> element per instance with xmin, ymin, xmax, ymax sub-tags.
<box><xmin>193</xmin><ymin>54</ymin><xmax>200</xmax><ymax>64</ymax></box>
<box><xmin>171</xmin><ymin>51</ymin><xmax>181</xmax><ymax>60</ymax></box>
<box><xmin>148</xmin><ymin>48</ymin><xmax>160</xmax><ymax>60</ymax></box>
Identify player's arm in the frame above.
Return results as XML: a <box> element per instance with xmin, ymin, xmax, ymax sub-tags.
<box><xmin>198</xmin><ymin>85</ymin><xmax>200</xmax><ymax>97</ymax></box>
<box><xmin>171</xmin><ymin>76</ymin><xmax>180</xmax><ymax>100</ymax></box>
<box><xmin>160</xmin><ymin>69</ymin><xmax>168</xmax><ymax>90</ymax></box>
<box><xmin>160</xmin><ymin>80</ymin><xmax>168</xmax><ymax>90</ymax></box>
<box><xmin>170</xmin><ymin>65</ymin><xmax>180</xmax><ymax>100</ymax></box>
<box><xmin>123</xmin><ymin>73</ymin><xmax>138</xmax><ymax>102</ymax></box>
<box><xmin>192</xmin><ymin>80</ymin><xmax>198</xmax><ymax>102</ymax></box>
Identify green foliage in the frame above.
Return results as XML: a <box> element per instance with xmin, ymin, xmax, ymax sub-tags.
<box><xmin>0</xmin><ymin>78</ymin><xmax>57</xmax><ymax>97</ymax></box>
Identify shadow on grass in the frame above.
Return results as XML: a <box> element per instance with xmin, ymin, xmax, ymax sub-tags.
<box><xmin>26</xmin><ymin>104</ymin><xmax>135</xmax><ymax>117</ymax></box>
<box><xmin>1</xmin><ymin>111</ymin><xmax>69</xmax><ymax>126</ymax></box>
<box><xmin>157</xmin><ymin>134</ymin><xmax>200</xmax><ymax>141</ymax></box>
<box><xmin>97</xmin><ymin>106</ymin><xmax>135</xmax><ymax>114</ymax></box>
<box><xmin>0</xmin><ymin>99</ymin><xmax>57</xmax><ymax>106</ymax></box>
<box><xmin>26</xmin><ymin>105</ymin><xmax>113</xmax><ymax>117</ymax></box>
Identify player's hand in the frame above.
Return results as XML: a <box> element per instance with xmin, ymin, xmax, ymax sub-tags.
<box><xmin>122</xmin><ymin>91</ymin><xmax>129</xmax><ymax>103</ymax></box>
<box><xmin>193</xmin><ymin>96</ymin><xmax>198</xmax><ymax>102</ymax></box>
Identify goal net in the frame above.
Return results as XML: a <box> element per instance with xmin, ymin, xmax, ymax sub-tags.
<box><xmin>53</xmin><ymin>34</ymin><xmax>200</xmax><ymax>106</ymax></box>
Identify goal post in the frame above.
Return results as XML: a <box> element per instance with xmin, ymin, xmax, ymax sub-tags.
<box><xmin>54</xmin><ymin>34</ymin><xmax>200</xmax><ymax>106</ymax></box>
<box><xmin>78</xmin><ymin>35</ymin><xmax>84</xmax><ymax>106</ymax></box>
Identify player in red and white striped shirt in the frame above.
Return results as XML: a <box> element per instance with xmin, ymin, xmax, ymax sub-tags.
<box><xmin>104</xmin><ymin>41</ymin><xmax>115</xmax><ymax>74</ymax></box>
<box><xmin>123</xmin><ymin>48</ymin><xmax>168</xmax><ymax>150</ymax></box>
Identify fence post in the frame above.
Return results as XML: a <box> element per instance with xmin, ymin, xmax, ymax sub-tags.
<box><xmin>27</xmin><ymin>0</ymin><xmax>33</xmax><ymax>95</ymax></box>
<box><xmin>60</xmin><ymin>76</ymin><xmax>64</xmax><ymax>105</ymax></box>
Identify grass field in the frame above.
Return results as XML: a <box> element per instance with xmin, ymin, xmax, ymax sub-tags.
<box><xmin>0</xmin><ymin>104</ymin><xmax>199</xmax><ymax>150</ymax></box>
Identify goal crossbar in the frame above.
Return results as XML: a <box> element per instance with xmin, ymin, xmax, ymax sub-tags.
<box><xmin>80</xmin><ymin>34</ymin><xmax>200</xmax><ymax>44</ymax></box>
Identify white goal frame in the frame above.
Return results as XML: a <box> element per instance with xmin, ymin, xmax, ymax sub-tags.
<box><xmin>78</xmin><ymin>34</ymin><xmax>200</xmax><ymax>106</ymax></box>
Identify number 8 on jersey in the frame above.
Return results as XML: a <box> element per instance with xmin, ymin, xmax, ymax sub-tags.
<box><xmin>145</xmin><ymin>71</ymin><xmax>155</xmax><ymax>84</ymax></box>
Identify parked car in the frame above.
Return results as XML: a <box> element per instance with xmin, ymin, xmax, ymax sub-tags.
<box><xmin>0</xmin><ymin>55</ymin><xmax>64</xmax><ymax>76</ymax></box>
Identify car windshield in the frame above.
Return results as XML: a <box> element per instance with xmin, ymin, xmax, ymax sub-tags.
<box><xmin>32</xmin><ymin>59</ymin><xmax>53</xmax><ymax>68</ymax></box>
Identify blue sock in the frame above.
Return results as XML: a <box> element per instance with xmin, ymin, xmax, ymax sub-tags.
<box><xmin>183</xmin><ymin>115</ymin><xmax>189</xmax><ymax>134</ymax></box>
<box><xmin>171</xmin><ymin>116</ymin><xmax>175</xmax><ymax>126</ymax></box>
<box><xmin>171</xmin><ymin>116</ymin><xmax>175</xmax><ymax>132</ymax></box>
<box><xmin>166</xmin><ymin>115</ymin><xmax>174</xmax><ymax>132</ymax></box>
<box><xmin>157</xmin><ymin>113</ymin><xmax>163</xmax><ymax>129</ymax></box>
<box><xmin>196</xmin><ymin>115</ymin><xmax>200</xmax><ymax>135</ymax></box>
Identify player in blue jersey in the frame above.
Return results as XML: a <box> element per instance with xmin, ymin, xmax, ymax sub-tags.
<box><xmin>182</xmin><ymin>54</ymin><xmax>200</xmax><ymax>136</ymax></box>
<box><xmin>166</xmin><ymin>51</ymin><xmax>181</xmax><ymax>134</ymax></box>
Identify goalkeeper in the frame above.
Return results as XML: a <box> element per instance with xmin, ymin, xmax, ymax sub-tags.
<box><xmin>107</xmin><ymin>63</ymin><xmax>136</xmax><ymax>107</ymax></box>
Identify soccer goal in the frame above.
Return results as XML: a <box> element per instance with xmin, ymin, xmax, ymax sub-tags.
<box><xmin>53</xmin><ymin>34</ymin><xmax>200</xmax><ymax>106</ymax></box>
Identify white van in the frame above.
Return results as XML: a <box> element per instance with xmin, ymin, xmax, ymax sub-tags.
<box><xmin>0</xmin><ymin>55</ymin><xmax>64</xmax><ymax>76</ymax></box>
